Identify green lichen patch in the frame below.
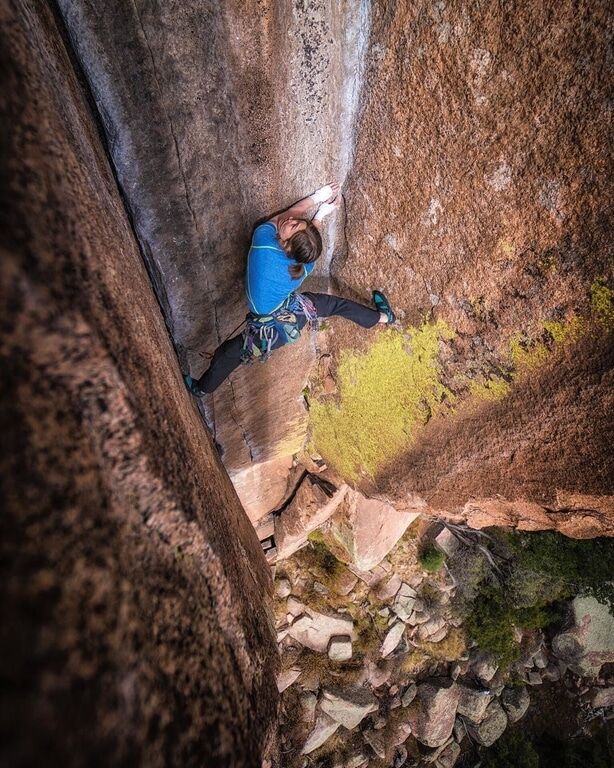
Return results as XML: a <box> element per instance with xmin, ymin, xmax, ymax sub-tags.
<box><xmin>309</xmin><ymin>321</ymin><xmax>454</xmax><ymax>481</ymax></box>
<box><xmin>590</xmin><ymin>278</ymin><xmax>614</xmax><ymax>327</ymax></box>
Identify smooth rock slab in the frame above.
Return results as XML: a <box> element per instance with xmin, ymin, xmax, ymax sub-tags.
<box><xmin>329</xmin><ymin>490</ymin><xmax>422</xmax><ymax>571</ymax></box>
<box><xmin>405</xmin><ymin>680</ymin><xmax>460</xmax><ymax>748</ymax></box>
<box><xmin>320</xmin><ymin>686</ymin><xmax>378</xmax><ymax>730</ymax></box>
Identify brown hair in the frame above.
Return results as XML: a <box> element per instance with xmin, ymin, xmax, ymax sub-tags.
<box><xmin>284</xmin><ymin>221</ymin><xmax>322</xmax><ymax>279</ymax></box>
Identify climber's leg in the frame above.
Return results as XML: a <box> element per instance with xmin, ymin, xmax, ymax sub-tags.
<box><xmin>302</xmin><ymin>292</ymin><xmax>382</xmax><ymax>329</ymax></box>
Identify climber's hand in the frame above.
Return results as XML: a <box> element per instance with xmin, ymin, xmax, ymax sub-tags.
<box><xmin>314</xmin><ymin>195</ymin><xmax>341</xmax><ymax>223</ymax></box>
<box><xmin>312</xmin><ymin>183</ymin><xmax>340</xmax><ymax>205</ymax></box>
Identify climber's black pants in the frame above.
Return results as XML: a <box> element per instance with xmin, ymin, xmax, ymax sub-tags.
<box><xmin>196</xmin><ymin>292</ymin><xmax>380</xmax><ymax>393</ymax></box>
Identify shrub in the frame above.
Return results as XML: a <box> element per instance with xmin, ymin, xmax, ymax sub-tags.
<box><xmin>481</xmin><ymin>732</ymin><xmax>540</xmax><ymax>768</ymax></box>
<box><xmin>419</xmin><ymin>545</ymin><xmax>445</xmax><ymax>573</ymax></box>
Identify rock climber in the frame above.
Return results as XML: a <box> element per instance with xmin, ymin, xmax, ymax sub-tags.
<box><xmin>184</xmin><ymin>184</ymin><xmax>396</xmax><ymax>395</ymax></box>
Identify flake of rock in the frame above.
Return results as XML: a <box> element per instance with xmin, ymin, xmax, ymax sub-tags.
<box><xmin>417</xmin><ymin>617</ymin><xmax>447</xmax><ymax>641</ymax></box>
<box><xmin>334</xmin><ymin>570</ymin><xmax>359</xmax><ymax>597</ymax></box>
<box><xmin>275</xmin><ymin>578</ymin><xmax>292</xmax><ymax>599</ymax></box>
<box><xmin>448</xmin><ymin>615</ymin><xmax>463</xmax><ymax>628</ymax></box>
<box><xmin>392</xmin><ymin>721</ymin><xmax>412</xmax><ymax>746</ymax></box>
<box><xmin>472</xmin><ymin>650</ymin><xmax>499</xmax><ymax>684</ymax></box>
<box><xmin>450</xmin><ymin>663</ymin><xmax>462</xmax><ymax>681</ymax></box>
<box><xmin>300</xmin><ymin>691</ymin><xmax>317</xmax><ymax>724</ymax></box>
<box><xmin>425</xmin><ymin>623</ymin><xmax>450</xmax><ymax>644</ymax></box>
<box><xmin>456</xmin><ymin>685</ymin><xmax>493</xmax><ymax>723</ymax></box>
<box><xmin>467</xmin><ymin>700</ymin><xmax>508</xmax><ymax>746</ymax></box>
<box><xmin>275</xmin><ymin>481</ymin><xmax>349</xmax><ymax>561</ymax></box>
<box><xmin>532</xmin><ymin>647</ymin><xmax>548</xmax><ymax>669</ymax></box>
<box><xmin>453</xmin><ymin>717</ymin><xmax>467</xmax><ymax>743</ymax></box>
<box><xmin>591</xmin><ymin>687</ymin><xmax>614</xmax><ymax>708</ymax></box>
<box><xmin>314</xmin><ymin>581</ymin><xmax>329</xmax><ymax>595</ymax></box>
<box><xmin>434</xmin><ymin>527</ymin><xmax>460</xmax><ymax>558</ymax></box>
<box><xmin>393</xmin><ymin>588</ymin><xmax>418</xmax><ymax>621</ymax></box>
<box><xmin>320</xmin><ymin>686</ymin><xmax>378</xmax><ymax>730</ymax></box>
<box><xmin>287</xmin><ymin>597</ymin><xmax>305</xmax><ymax>617</ymax></box>
<box><xmin>331</xmin><ymin>489</ymin><xmax>422</xmax><ymax>571</ymax></box>
<box><xmin>373</xmin><ymin>715</ymin><xmax>386</xmax><ymax>729</ymax></box>
<box><xmin>363</xmin><ymin>729</ymin><xmax>386</xmax><ymax>758</ymax></box>
<box><xmin>500</xmin><ymin>686</ymin><xmax>530</xmax><ymax>723</ymax></box>
<box><xmin>381</xmin><ymin>622</ymin><xmax>406</xmax><ymax>658</ymax></box>
<box><xmin>277</xmin><ymin>667</ymin><xmax>301</xmax><ymax>693</ymax></box>
<box><xmin>411</xmin><ymin>611</ymin><xmax>431</xmax><ymax>626</ymax></box>
<box><xmin>527</xmin><ymin>671</ymin><xmax>542</xmax><ymax>686</ymax></box>
<box><xmin>390</xmin><ymin>685</ymin><xmax>399</xmax><ymax>695</ymax></box>
<box><xmin>376</xmin><ymin>573</ymin><xmax>403</xmax><ymax>601</ymax></box>
<box><xmin>301</xmin><ymin>711</ymin><xmax>340</xmax><ymax>754</ymax></box>
<box><xmin>345</xmin><ymin>754</ymin><xmax>369</xmax><ymax>768</ymax></box>
<box><xmin>277</xmin><ymin>628</ymin><xmax>289</xmax><ymax>643</ymax></box>
<box><xmin>378</xmin><ymin>607</ymin><xmax>391</xmax><ymax>618</ymax></box>
<box><xmin>367</xmin><ymin>660</ymin><xmax>392</xmax><ymax>688</ymax></box>
<box><xmin>435</xmin><ymin>740</ymin><xmax>461</xmax><ymax>768</ymax></box>
<box><xmin>401</xmin><ymin>683</ymin><xmax>418</xmax><ymax>707</ymax></box>
<box><xmin>328</xmin><ymin>635</ymin><xmax>353</xmax><ymax>661</ymax></box>
<box><xmin>390</xmin><ymin>695</ymin><xmax>402</xmax><ymax>709</ymax></box>
<box><xmin>288</xmin><ymin>609</ymin><xmax>355</xmax><ymax>653</ymax></box>
<box><xmin>348</xmin><ymin>562</ymin><xmax>390</xmax><ymax>587</ymax></box>
<box><xmin>405</xmin><ymin>680</ymin><xmax>460</xmax><ymax>748</ymax></box>
<box><xmin>393</xmin><ymin>744</ymin><xmax>408</xmax><ymax>767</ymax></box>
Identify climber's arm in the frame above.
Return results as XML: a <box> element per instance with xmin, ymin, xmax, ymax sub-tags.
<box><xmin>269</xmin><ymin>183</ymin><xmax>339</xmax><ymax>226</ymax></box>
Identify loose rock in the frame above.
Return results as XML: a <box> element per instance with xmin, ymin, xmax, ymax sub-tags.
<box><xmin>301</xmin><ymin>711</ymin><xmax>340</xmax><ymax>754</ymax></box>
<box><xmin>328</xmin><ymin>634</ymin><xmax>353</xmax><ymax>661</ymax></box>
<box><xmin>319</xmin><ymin>687</ymin><xmax>378</xmax><ymax>730</ymax></box>
<box><xmin>467</xmin><ymin>700</ymin><xmax>508</xmax><ymax>746</ymax></box>
<box><xmin>381</xmin><ymin>621</ymin><xmax>406</xmax><ymax>658</ymax></box>
<box><xmin>405</xmin><ymin>680</ymin><xmax>460</xmax><ymax>748</ymax></box>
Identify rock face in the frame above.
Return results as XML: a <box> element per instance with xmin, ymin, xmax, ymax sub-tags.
<box><xmin>552</xmin><ymin>596</ymin><xmax>614</xmax><ymax>676</ymax></box>
<box><xmin>56</xmin><ymin>0</ymin><xmax>371</xmax><ymax>520</ymax></box>
<box><xmin>333</xmin><ymin>0</ymin><xmax>614</xmax><ymax>533</ymax></box>
<box><xmin>0</xmin><ymin>3</ymin><xmax>277</xmax><ymax>765</ymax></box>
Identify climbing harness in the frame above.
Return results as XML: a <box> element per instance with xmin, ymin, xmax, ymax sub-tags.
<box><xmin>240</xmin><ymin>292</ymin><xmax>319</xmax><ymax>364</ymax></box>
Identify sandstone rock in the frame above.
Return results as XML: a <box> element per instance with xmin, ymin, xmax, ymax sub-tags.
<box><xmin>434</xmin><ymin>528</ymin><xmax>460</xmax><ymax>558</ymax></box>
<box><xmin>275</xmin><ymin>578</ymin><xmax>292</xmax><ymax>599</ymax></box>
<box><xmin>552</xmin><ymin>596</ymin><xmax>614</xmax><ymax>677</ymax></box>
<box><xmin>541</xmin><ymin>665</ymin><xmax>561</xmax><ymax>683</ymax></box>
<box><xmin>287</xmin><ymin>597</ymin><xmax>306</xmax><ymax>617</ymax></box>
<box><xmin>320</xmin><ymin>687</ymin><xmax>378</xmax><ymax>730</ymax></box>
<box><xmin>329</xmin><ymin>490</ymin><xmax>421</xmax><ymax>571</ymax></box>
<box><xmin>277</xmin><ymin>668</ymin><xmax>302</xmax><ymax>693</ymax></box>
<box><xmin>345</xmin><ymin>754</ymin><xmax>369</xmax><ymax>768</ymax></box>
<box><xmin>527</xmin><ymin>671</ymin><xmax>543</xmax><ymax>686</ymax></box>
<box><xmin>300</xmin><ymin>691</ymin><xmax>318</xmax><ymax>724</ymax></box>
<box><xmin>456</xmin><ymin>686</ymin><xmax>494</xmax><ymax>723</ymax></box>
<box><xmin>393</xmin><ymin>583</ymin><xmax>419</xmax><ymax>620</ymax></box>
<box><xmin>328</xmin><ymin>635</ymin><xmax>353</xmax><ymax>662</ymax></box>
<box><xmin>401</xmin><ymin>683</ymin><xmax>418</xmax><ymax>707</ymax></box>
<box><xmin>381</xmin><ymin>622</ymin><xmax>406</xmax><ymax>658</ymax></box>
<box><xmin>435</xmin><ymin>740</ymin><xmax>461</xmax><ymax>768</ymax></box>
<box><xmin>363</xmin><ymin>729</ymin><xmax>386</xmax><ymax>759</ymax></box>
<box><xmin>288</xmin><ymin>610</ymin><xmax>355</xmax><ymax>653</ymax></box>
<box><xmin>467</xmin><ymin>700</ymin><xmax>508</xmax><ymax>747</ymax></box>
<box><xmin>405</xmin><ymin>681</ymin><xmax>460</xmax><ymax>748</ymax></box>
<box><xmin>472</xmin><ymin>651</ymin><xmax>499</xmax><ymax>684</ymax></box>
<box><xmin>590</xmin><ymin>687</ymin><xmax>614</xmax><ymax>709</ymax></box>
<box><xmin>417</xmin><ymin>617</ymin><xmax>448</xmax><ymax>642</ymax></box>
<box><xmin>532</xmin><ymin>647</ymin><xmax>549</xmax><ymax>669</ymax></box>
<box><xmin>376</xmin><ymin>573</ymin><xmax>403</xmax><ymax>601</ymax></box>
<box><xmin>302</xmin><ymin>711</ymin><xmax>340</xmax><ymax>755</ymax></box>
<box><xmin>275</xmin><ymin>481</ymin><xmax>349</xmax><ymax>561</ymax></box>
<box><xmin>366</xmin><ymin>660</ymin><xmax>392</xmax><ymax>689</ymax></box>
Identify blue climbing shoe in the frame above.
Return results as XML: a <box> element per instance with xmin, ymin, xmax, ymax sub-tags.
<box><xmin>372</xmin><ymin>290</ymin><xmax>396</xmax><ymax>324</ymax></box>
<box><xmin>184</xmin><ymin>374</ymin><xmax>204</xmax><ymax>396</ymax></box>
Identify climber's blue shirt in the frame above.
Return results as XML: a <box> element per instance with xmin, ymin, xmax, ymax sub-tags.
<box><xmin>245</xmin><ymin>222</ymin><xmax>315</xmax><ymax>315</ymax></box>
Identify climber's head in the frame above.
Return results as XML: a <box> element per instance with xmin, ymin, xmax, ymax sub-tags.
<box><xmin>279</xmin><ymin>218</ymin><xmax>322</xmax><ymax>279</ymax></box>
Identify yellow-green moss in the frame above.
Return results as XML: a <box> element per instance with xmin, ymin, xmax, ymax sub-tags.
<box><xmin>543</xmin><ymin>315</ymin><xmax>583</xmax><ymax>344</ymax></box>
<box><xmin>509</xmin><ymin>336</ymin><xmax>549</xmax><ymax>370</ymax></box>
<box><xmin>590</xmin><ymin>278</ymin><xmax>614</xmax><ymax>327</ymax></box>
<box><xmin>309</xmin><ymin>321</ymin><xmax>454</xmax><ymax>480</ymax></box>
<box><xmin>469</xmin><ymin>376</ymin><xmax>510</xmax><ymax>402</ymax></box>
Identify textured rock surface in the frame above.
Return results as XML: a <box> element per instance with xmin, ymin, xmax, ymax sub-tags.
<box><xmin>467</xmin><ymin>700</ymin><xmax>508</xmax><ymax>747</ymax></box>
<box><xmin>328</xmin><ymin>489</ymin><xmax>422</xmax><ymax>571</ymax></box>
<box><xmin>56</xmin><ymin>0</ymin><xmax>371</xmax><ymax>520</ymax></box>
<box><xmin>552</xmin><ymin>596</ymin><xmax>614</xmax><ymax>676</ymax></box>
<box><xmin>0</xmin><ymin>3</ymin><xmax>277</xmax><ymax>765</ymax></box>
<box><xmin>329</xmin><ymin>0</ymin><xmax>614</xmax><ymax>532</ymax></box>
<box><xmin>405</xmin><ymin>680</ymin><xmax>460</xmax><ymax>748</ymax></box>
<box><xmin>319</xmin><ymin>687</ymin><xmax>378</xmax><ymax>730</ymax></box>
